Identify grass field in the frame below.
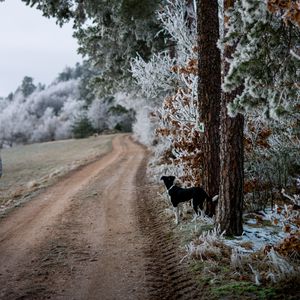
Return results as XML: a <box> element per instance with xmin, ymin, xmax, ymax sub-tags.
<box><xmin>0</xmin><ymin>135</ymin><xmax>115</xmax><ymax>213</ymax></box>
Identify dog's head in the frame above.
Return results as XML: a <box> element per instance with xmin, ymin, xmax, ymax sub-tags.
<box><xmin>160</xmin><ymin>175</ymin><xmax>176</xmax><ymax>189</ymax></box>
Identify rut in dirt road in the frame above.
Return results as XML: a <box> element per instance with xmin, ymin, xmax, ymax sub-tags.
<box><xmin>0</xmin><ymin>135</ymin><xmax>199</xmax><ymax>300</ymax></box>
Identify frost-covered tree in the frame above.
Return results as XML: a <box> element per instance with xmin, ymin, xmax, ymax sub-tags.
<box><xmin>0</xmin><ymin>60</ymin><xmax>136</xmax><ymax>146</ymax></box>
<box><xmin>87</xmin><ymin>98</ymin><xmax>111</xmax><ymax>132</ymax></box>
<box><xmin>217</xmin><ymin>0</ymin><xmax>300</xmax><ymax>235</ymax></box>
<box><xmin>221</xmin><ymin>0</ymin><xmax>300</xmax><ymax>120</ymax></box>
<box><xmin>131</xmin><ymin>0</ymin><xmax>203</xmax><ymax>184</ymax></box>
<box><xmin>21</xmin><ymin>0</ymin><xmax>165</xmax><ymax>94</ymax></box>
<box><xmin>20</xmin><ymin>76</ymin><xmax>36</xmax><ymax>97</ymax></box>
<box><xmin>87</xmin><ymin>95</ymin><xmax>135</xmax><ymax>133</ymax></box>
<box><xmin>0</xmin><ymin>77</ymin><xmax>84</xmax><ymax>146</ymax></box>
<box><xmin>72</xmin><ymin>115</ymin><xmax>95</xmax><ymax>139</ymax></box>
<box><xmin>76</xmin><ymin>61</ymin><xmax>100</xmax><ymax>106</ymax></box>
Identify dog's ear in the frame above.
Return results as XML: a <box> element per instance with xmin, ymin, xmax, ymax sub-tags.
<box><xmin>160</xmin><ymin>176</ymin><xmax>165</xmax><ymax>180</ymax></box>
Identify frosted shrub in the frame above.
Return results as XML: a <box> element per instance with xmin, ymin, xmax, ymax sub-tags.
<box><xmin>186</xmin><ymin>226</ymin><xmax>229</xmax><ymax>261</ymax></box>
<box><xmin>131</xmin><ymin>53</ymin><xmax>176</xmax><ymax>101</ymax></box>
<box><xmin>129</xmin><ymin>0</ymin><xmax>204</xmax><ymax>185</ymax></box>
<box><xmin>152</xmin><ymin>0</ymin><xmax>202</xmax><ymax>185</ymax></box>
<box><xmin>113</xmin><ymin>92</ymin><xmax>155</xmax><ymax>146</ymax></box>
<box><xmin>243</xmin><ymin>111</ymin><xmax>300</xmax><ymax>209</ymax></box>
<box><xmin>132</xmin><ymin>106</ymin><xmax>156</xmax><ymax>146</ymax></box>
<box><xmin>155</xmin><ymin>72</ymin><xmax>201</xmax><ymax>185</ymax></box>
<box><xmin>231</xmin><ymin>248</ymin><xmax>245</xmax><ymax>271</ymax></box>
<box><xmin>87</xmin><ymin>98</ymin><xmax>110</xmax><ymax>132</ymax></box>
<box><xmin>265</xmin><ymin>249</ymin><xmax>300</xmax><ymax>283</ymax></box>
<box><xmin>156</xmin><ymin>0</ymin><xmax>196</xmax><ymax>61</ymax></box>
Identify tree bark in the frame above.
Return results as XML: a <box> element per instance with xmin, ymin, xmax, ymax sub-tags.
<box><xmin>217</xmin><ymin>0</ymin><xmax>244</xmax><ymax>236</ymax></box>
<box><xmin>218</xmin><ymin>93</ymin><xmax>244</xmax><ymax>236</ymax></box>
<box><xmin>197</xmin><ymin>0</ymin><xmax>221</xmax><ymax>198</ymax></box>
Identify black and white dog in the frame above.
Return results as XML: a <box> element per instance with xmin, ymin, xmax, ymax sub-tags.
<box><xmin>160</xmin><ymin>176</ymin><xmax>217</xmax><ymax>224</ymax></box>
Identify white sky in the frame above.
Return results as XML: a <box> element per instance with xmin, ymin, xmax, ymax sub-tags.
<box><xmin>0</xmin><ymin>0</ymin><xmax>82</xmax><ymax>97</ymax></box>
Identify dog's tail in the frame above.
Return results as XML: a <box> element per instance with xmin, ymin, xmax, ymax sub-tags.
<box><xmin>212</xmin><ymin>195</ymin><xmax>219</xmax><ymax>202</ymax></box>
<box><xmin>205</xmin><ymin>194</ymin><xmax>218</xmax><ymax>217</ymax></box>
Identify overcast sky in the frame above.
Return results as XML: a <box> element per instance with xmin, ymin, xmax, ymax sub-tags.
<box><xmin>0</xmin><ymin>0</ymin><xmax>82</xmax><ymax>97</ymax></box>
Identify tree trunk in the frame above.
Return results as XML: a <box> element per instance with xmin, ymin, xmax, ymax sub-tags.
<box><xmin>217</xmin><ymin>0</ymin><xmax>244</xmax><ymax>236</ymax></box>
<box><xmin>197</xmin><ymin>0</ymin><xmax>221</xmax><ymax>198</ymax></box>
<box><xmin>218</xmin><ymin>94</ymin><xmax>244</xmax><ymax>236</ymax></box>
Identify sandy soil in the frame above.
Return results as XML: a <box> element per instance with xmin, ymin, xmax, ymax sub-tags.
<box><xmin>0</xmin><ymin>135</ymin><xmax>197</xmax><ymax>300</ymax></box>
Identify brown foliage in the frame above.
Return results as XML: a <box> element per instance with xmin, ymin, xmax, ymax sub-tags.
<box><xmin>171</xmin><ymin>59</ymin><xmax>198</xmax><ymax>76</ymax></box>
<box><xmin>265</xmin><ymin>232</ymin><xmax>300</xmax><ymax>260</ymax></box>
<box><xmin>155</xmin><ymin>51</ymin><xmax>202</xmax><ymax>186</ymax></box>
<box><xmin>267</xmin><ymin>0</ymin><xmax>300</xmax><ymax>26</ymax></box>
<box><xmin>244</xmin><ymin>123</ymin><xmax>272</xmax><ymax>153</ymax></box>
<box><xmin>156</xmin><ymin>54</ymin><xmax>203</xmax><ymax>186</ymax></box>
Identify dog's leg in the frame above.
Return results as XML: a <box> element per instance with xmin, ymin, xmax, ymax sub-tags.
<box><xmin>192</xmin><ymin>198</ymin><xmax>200</xmax><ymax>215</ymax></box>
<box><xmin>174</xmin><ymin>206</ymin><xmax>180</xmax><ymax>225</ymax></box>
<box><xmin>191</xmin><ymin>199</ymin><xmax>199</xmax><ymax>222</ymax></box>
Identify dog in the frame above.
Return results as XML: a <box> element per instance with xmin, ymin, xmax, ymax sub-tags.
<box><xmin>160</xmin><ymin>175</ymin><xmax>217</xmax><ymax>224</ymax></box>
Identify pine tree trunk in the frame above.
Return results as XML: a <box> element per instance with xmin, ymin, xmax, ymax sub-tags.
<box><xmin>197</xmin><ymin>0</ymin><xmax>221</xmax><ymax>197</ymax></box>
<box><xmin>218</xmin><ymin>93</ymin><xmax>244</xmax><ymax>236</ymax></box>
<box><xmin>217</xmin><ymin>0</ymin><xmax>244</xmax><ymax>236</ymax></box>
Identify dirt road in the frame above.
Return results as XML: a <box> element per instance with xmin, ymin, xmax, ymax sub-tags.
<box><xmin>0</xmin><ymin>135</ymin><xmax>198</xmax><ymax>300</ymax></box>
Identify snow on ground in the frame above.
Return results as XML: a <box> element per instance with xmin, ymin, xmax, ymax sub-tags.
<box><xmin>224</xmin><ymin>206</ymin><xmax>300</xmax><ymax>253</ymax></box>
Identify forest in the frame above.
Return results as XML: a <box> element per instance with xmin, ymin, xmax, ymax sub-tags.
<box><xmin>0</xmin><ymin>0</ymin><xmax>299</xmax><ymax>294</ymax></box>
<box><xmin>0</xmin><ymin>62</ymin><xmax>134</xmax><ymax>145</ymax></box>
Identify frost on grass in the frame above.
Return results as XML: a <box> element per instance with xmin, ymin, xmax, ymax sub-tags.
<box><xmin>185</xmin><ymin>203</ymin><xmax>300</xmax><ymax>286</ymax></box>
<box><xmin>186</xmin><ymin>225</ymin><xmax>230</xmax><ymax>261</ymax></box>
<box><xmin>265</xmin><ymin>249</ymin><xmax>300</xmax><ymax>283</ymax></box>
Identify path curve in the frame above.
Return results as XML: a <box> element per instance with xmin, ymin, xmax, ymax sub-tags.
<box><xmin>0</xmin><ymin>135</ymin><xmax>198</xmax><ymax>300</ymax></box>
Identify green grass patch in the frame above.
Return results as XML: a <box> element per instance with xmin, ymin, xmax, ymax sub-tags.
<box><xmin>189</xmin><ymin>261</ymin><xmax>212</xmax><ymax>286</ymax></box>
<box><xmin>213</xmin><ymin>281</ymin><xmax>277</xmax><ymax>299</ymax></box>
<box><xmin>189</xmin><ymin>260</ymin><xmax>278</xmax><ymax>300</ymax></box>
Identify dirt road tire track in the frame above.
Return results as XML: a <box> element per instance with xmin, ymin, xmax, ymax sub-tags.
<box><xmin>0</xmin><ymin>135</ymin><xmax>199</xmax><ymax>300</ymax></box>
<box><xmin>135</xmin><ymin>156</ymin><xmax>200</xmax><ymax>300</ymax></box>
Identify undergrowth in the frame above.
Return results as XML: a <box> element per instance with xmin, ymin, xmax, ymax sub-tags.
<box><xmin>156</xmin><ymin>179</ymin><xmax>300</xmax><ymax>299</ymax></box>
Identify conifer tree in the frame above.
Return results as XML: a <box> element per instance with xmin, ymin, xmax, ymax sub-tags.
<box><xmin>21</xmin><ymin>0</ymin><xmax>164</xmax><ymax>94</ymax></box>
<box><xmin>217</xmin><ymin>0</ymin><xmax>244</xmax><ymax>236</ymax></box>
<box><xmin>217</xmin><ymin>1</ymin><xmax>300</xmax><ymax>234</ymax></box>
<box><xmin>221</xmin><ymin>0</ymin><xmax>300</xmax><ymax>120</ymax></box>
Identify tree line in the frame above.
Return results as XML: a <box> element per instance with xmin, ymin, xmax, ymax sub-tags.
<box><xmin>0</xmin><ymin>62</ymin><xmax>135</xmax><ymax>146</ymax></box>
